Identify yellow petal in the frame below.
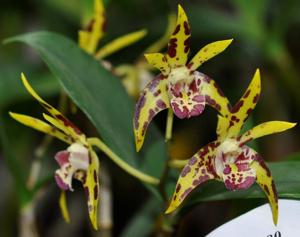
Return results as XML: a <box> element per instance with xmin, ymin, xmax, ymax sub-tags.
<box><xmin>201</xmin><ymin>74</ymin><xmax>231</xmax><ymax>117</ymax></box>
<box><xmin>79</xmin><ymin>0</ymin><xmax>105</xmax><ymax>54</ymax></box>
<box><xmin>251</xmin><ymin>159</ymin><xmax>278</xmax><ymax>225</ymax></box>
<box><xmin>240</xmin><ymin>121</ymin><xmax>297</xmax><ymax>144</ymax></box>
<box><xmin>20</xmin><ymin>73</ymin><xmax>85</xmax><ymax>142</ymax></box>
<box><xmin>95</xmin><ymin>29</ymin><xmax>147</xmax><ymax>59</ymax></box>
<box><xmin>166</xmin><ymin>142</ymin><xmax>217</xmax><ymax>214</ymax></box>
<box><xmin>83</xmin><ymin>148</ymin><xmax>100</xmax><ymax>230</ymax></box>
<box><xmin>166</xmin><ymin>5</ymin><xmax>191</xmax><ymax>67</ymax></box>
<box><xmin>59</xmin><ymin>191</ymin><xmax>70</xmax><ymax>223</ymax></box>
<box><xmin>226</xmin><ymin>69</ymin><xmax>261</xmax><ymax>138</ymax></box>
<box><xmin>9</xmin><ymin>112</ymin><xmax>72</xmax><ymax>144</ymax></box>
<box><xmin>144</xmin><ymin>13</ymin><xmax>177</xmax><ymax>53</ymax></box>
<box><xmin>189</xmin><ymin>39</ymin><xmax>233</xmax><ymax>71</ymax></box>
<box><xmin>216</xmin><ymin>115</ymin><xmax>230</xmax><ymax>140</ymax></box>
<box><xmin>134</xmin><ymin>77</ymin><xmax>170</xmax><ymax>151</ymax></box>
<box><xmin>43</xmin><ymin>113</ymin><xmax>86</xmax><ymax>145</ymax></box>
<box><xmin>144</xmin><ymin>53</ymin><xmax>170</xmax><ymax>76</ymax></box>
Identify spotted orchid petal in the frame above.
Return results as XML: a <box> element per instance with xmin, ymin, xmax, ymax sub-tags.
<box><xmin>9</xmin><ymin>112</ymin><xmax>73</xmax><ymax>144</ymax></box>
<box><xmin>168</xmin><ymin>73</ymin><xmax>205</xmax><ymax>119</ymax></box>
<box><xmin>252</xmin><ymin>155</ymin><xmax>278</xmax><ymax>225</ymax></box>
<box><xmin>166</xmin><ymin>5</ymin><xmax>191</xmax><ymax>67</ymax></box>
<box><xmin>144</xmin><ymin>53</ymin><xmax>170</xmax><ymax>76</ymax></box>
<box><xmin>20</xmin><ymin>73</ymin><xmax>85</xmax><ymax>142</ymax></box>
<box><xmin>225</xmin><ymin>69</ymin><xmax>261</xmax><ymax>138</ymax></box>
<box><xmin>188</xmin><ymin>39</ymin><xmax>233</xmax><ymax>71</ymax></box>
<box><xmin>83</xmin><ymin>148</ymin><xmax>100</xmax><ymax>230</ymax></box>
<box><xmin>95</xmin><ymin>29</ymin><xmax>147</xmax><ymax>59</ymax></box>
<box><xmin>165</xmin><ymin>142</ymin><xmax>218</xmax><ymax>214</ymax></box>
<box><xmin>134</xmin><ymin>75</ymin><xmax>170</xmax><ymax>151</ymax></box>
<box><xmin>199</xmin><ymin>72</ymin><xmax>231</xmax><ymax>117</ymax></box>
<box><xmin>239</xmin><ymin>121</ymin><xmax>296</xmax><ymax>145</ymax></box>
<box><xmin>79</xmin><ymin>0</ymin><xmax>106</xmax><ymax>54</ymax></box>
<box><xmin>59</xmin><ymin>191</ymin><xmax>70</xmax><ymax>223</ymax></box>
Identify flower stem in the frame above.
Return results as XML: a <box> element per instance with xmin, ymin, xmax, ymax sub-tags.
<box><xmin>87</xmin><ymin>137</ymin><xmax>159</xmax><ymax>185</ymax></box>
<box><xmin>159</xmin><ymin>108</ymin><xmax>174</xmax><ymax>202</ymax></box>
<box><xmin>165</xmin><ymin>108</ymin><xmax>174</xmax><ymax>142</ymax></box>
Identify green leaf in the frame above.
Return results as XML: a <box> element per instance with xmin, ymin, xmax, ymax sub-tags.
<box><xmin>5</xmin><ymin>31</ymin><xmax>167</xmax><ymax>179</ymax></box>
<box><xmin>180</xmin><ymin>161</ymin><xmax>300</xmax><ymax>210</ymax></box>
<box><xmin>120</xmin><ymin>197</ymin><xmax>163</xmax><ymax>237</ymax></box>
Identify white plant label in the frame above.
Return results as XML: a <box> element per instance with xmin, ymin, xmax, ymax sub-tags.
<box><xmin>207</xmin><ymin>199</ymin><xmax>300</xmax><ymax>237</ymax></box>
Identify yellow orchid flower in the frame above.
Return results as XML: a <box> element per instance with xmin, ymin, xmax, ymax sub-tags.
<box><xmin>133</xmin><ymin>4</ymin><xmax>233</xmax><ymax>151</ymax></box>
<box><xmin>10</xmin><ymin>73</ymin><xmax>159</xmax><ymax>230</ymax></box>
<box><xmin>166</xmin><ymin>69</ymin><xmax>296</xmax><ymax>225</ymax></box>
<box><xmin>79</xmin><ymin>0</ymin><xmax>146</xmax><ymax>59</ymax></box>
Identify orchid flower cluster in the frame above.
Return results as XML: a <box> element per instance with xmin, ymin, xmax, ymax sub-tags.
<box><xmin>9</xmin><ymin>1</ymin><xmax>296</xmax><ymax>232</ymax></box>
<box><xmin>133</xmin><ymin>5</ymin><xmax>296</xmax><ymax>225</ymax></box>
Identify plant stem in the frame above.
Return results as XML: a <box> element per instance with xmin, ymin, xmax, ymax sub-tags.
<box><xmin>159</xmin><ymin>108</ymin><xmax>174</xmax><ymax>202</ymax></box>
<box><xmin>87</xmin><ymin>137</ymin><xmax>159</xmax><ymax>185</ymax></box>
<box><xmin>165</xmin><ymin>108</ymin><xmax>174</xmax><ymax>142</ymax></box>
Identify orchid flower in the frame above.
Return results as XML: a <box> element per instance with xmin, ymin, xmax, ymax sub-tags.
<box><xmin>166</xmin><ymin>69</ymin><xmax>296</xmax><ymax>225</ymax></box>
<box><xmin>79</xmin><ymin>0</ymin><xmax>146</xmax><ymax>59</ymax></box>
<box><xmin>10</xmin><ymin>74</ymin><xmax>159</xmax><ymax>230</ymax></box>
<box><xmin>134</xmin><ymin>4</ymin><xmax>233</xmax><ymax>151</ymax></box>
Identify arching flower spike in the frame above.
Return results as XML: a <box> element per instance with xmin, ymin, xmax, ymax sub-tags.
<box><xmin>10</xmin><ymin>74</ymin><xmax>100</xmax><ymax>229</ymax></box>
<box><xmin>166</xmin><ymin>69</ymin><xmax>296</xmax><ymax>225</ymax></box>
<box><xmin>79</xmin><ymin>0</ymin><xmax>146</xmax><ymax>59</ymax></box>
<box><xmin>134</xmin><ymin>4</ymin><xmax>233</xmax><ymax>151</ymax></box>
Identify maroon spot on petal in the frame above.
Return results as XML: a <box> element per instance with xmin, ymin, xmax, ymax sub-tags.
<box><xmin>181</xmin><ymin>166</ymin><xmax>191</xmax><ymax>177</ymax></box>
<box><xmin>253</xmin><ymin>94</ymin><xmax>260</xmax><ymax>103</ymax></box>
<box><xmin>173</xmin><ymin>24</ymin><xmax>180</xmax><ymax>35</ymax></box>
<box><xmin>156</xmin><ymin>99</ymin><xmax>167</xmax><ymax>109</ymax></box>
<box><xmin>94</xmin><ymin>185</ymin><xmax>98</xmax><ymax>200</ymax></box>
<box><xmin>243</xmin><ymin>90</ymin><xmax>250</xmax><ymax>98</ymax></box>
<box><xmin>192</xmin><ymin>175</ymin><xmax>209</xmax><ymax>186</ymax></box>
<box><xmin>205</xmin><ymin>95</ymin><xmax>221</xmax><ymax>111</ymax></box>
<box><xmin>93</xmin><ymin>170</ymin><xmax>98</xmax><ymax>182</ymax></box>
<box><xmin>141</xmin><ymin>122</ymin><xmax>149</xmax><ymax>136</ymax></box>
<box><xmin>230</xmin><ymin>100</ymin><xmax>244</xmax><ymax>113</ymax></box>
<box><xmin>56</xmin><ymin>114</ymin><xmax>82</xmax><ymax>135</ymax></box>
<box><xmin>184</xmin><ymin>36</ymin><xmax>191</xmax><ymax>53</ymax></box>
<box><xmin>271</xmin><ymin>181</ymin><xmax>278</xmax><ymax>200</ymax></box>
<box><xmin>176</xmin><ymin>184</ymin><xmax>181</xmax><ymax>193</ymax></box>
<box><xmin>264</xmin><ymin>184</ymin><xmax>270</xmax><ymax>195</ymax></box>
<box><xmin>134</xmin><ymin>94</ymin><xmax>146</xmax><ymax>129</ymax></box>
<box><xmin>153</xmin><ymin>89</ymin><xmax>161</xmax><ymax>97</ymax></box>
<box><xmin>183</xmin><ymin>21</ymin><xmax>190</xmax><ymax>35</ymax></box>
<box><xmin>148</xmin><ymin>109</ymin><xmax>155</xmax><ymax>121</ymax></box>
<box><xmin>168</xmin><ymin>38</ymin><xmax>177</xmax><ymax>58</ymax></box>
<box><xmin>189</xmin><ymin>156</ymin><xmax>197</xmax><ymax>165</ymax></box>
<box><xmin>186</xmin><ymin>62</ymin><xmax>193</xmax><ymax>69</ymax></box>
<box><xmin>180</xmin><ymin>187</ymin><xmax>193</xmax><ymax>200</ymax></box>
